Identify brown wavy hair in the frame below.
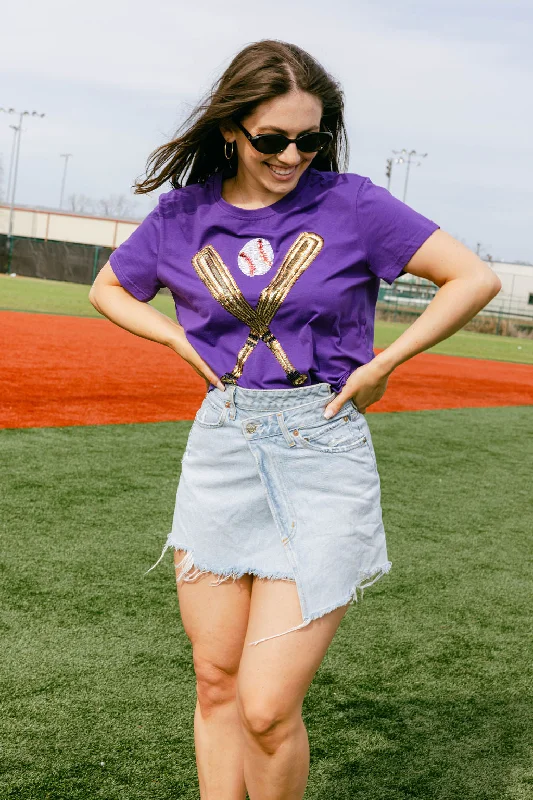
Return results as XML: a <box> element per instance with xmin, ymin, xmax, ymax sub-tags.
<box><xmin>133</xmin><ymin>39</ymin><xmax>349</xmax><ymax>194</ymax></box>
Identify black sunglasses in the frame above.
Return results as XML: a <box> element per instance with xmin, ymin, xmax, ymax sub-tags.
<box><xmin>232</xmin><ymin>118</ymin><xmax>333</xmax><ymax>155</ymax></box>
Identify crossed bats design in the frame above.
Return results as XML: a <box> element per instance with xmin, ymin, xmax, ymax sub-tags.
<box><xmin>191</xmin><ymin>232</ymin><xmax>324</xmax><ymax>386</ymax></box>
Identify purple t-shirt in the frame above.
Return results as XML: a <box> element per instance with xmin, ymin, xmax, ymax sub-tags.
<box><xmin>109</xmin><ymin>167</ymin><xmax>440</xmax><ymax>394</ymax></box>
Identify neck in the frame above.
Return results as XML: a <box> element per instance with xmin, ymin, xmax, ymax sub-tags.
<box><xmin>222</xmin><ymin>169</ymin><xmax>298</xmax><ymax>210</ymax></box>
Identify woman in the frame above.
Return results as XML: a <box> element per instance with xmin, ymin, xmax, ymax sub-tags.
<box><xmin>89</xmin><ymin>39</ymin><xmax>501</xmax><ymax>800</ymax></box>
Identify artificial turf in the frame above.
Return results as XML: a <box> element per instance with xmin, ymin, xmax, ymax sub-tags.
<box><xmin>1</xmin><ymin>406</ymin><xmax>532</xmax><ymax>799</ymax></box>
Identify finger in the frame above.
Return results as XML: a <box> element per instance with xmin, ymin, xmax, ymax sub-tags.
<box><xmin>323</xmin><ymin>390</ymin><xmax>352</xmax><ymax>419</ymax></box>
<box><xmin>202</xmin><ymin>367</ymin><xmax>226</xmax><ymax>392</ymax></box>
<box><xmin>194</xmin><ymin>365</ymin><xmax>225</xmax><ymax>392</ymax></box>
<box><xmin>180</xmin><ymin>345</ymin><xmax>226</xmax><ymax>392</ymax></box>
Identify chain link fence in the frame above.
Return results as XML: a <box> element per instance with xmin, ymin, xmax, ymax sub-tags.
<box><xmin>378</xmin><ymin>282</ymin><xmax>533</xmax><ymax>338</ymax></box>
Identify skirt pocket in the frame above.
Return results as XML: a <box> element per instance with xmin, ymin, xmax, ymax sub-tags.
<box><xmin>297</xmin><ymin>409</ymin><xmax>367</xmax><ymax>454</ymax></box>
<box><xmin>194</xmin><ymin>397</ymin><xmax>228</xmax><ymax>428</ymax></box>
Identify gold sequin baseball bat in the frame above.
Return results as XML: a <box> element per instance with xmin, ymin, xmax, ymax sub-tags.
<box><xmin>191</xmin><ymin>232</ymin><xmax>324</xmax><ymax>385</ymax></box>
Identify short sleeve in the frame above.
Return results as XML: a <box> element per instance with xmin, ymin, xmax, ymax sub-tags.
<box><xmin>356</xmin><ymin>177</ymin><xmax>440</xmax><ymax>285</ymax></box>
<box><xmin>109</xmin><ymin>205</ymin><xmax>164</xmax><ymax>301</ymax></box>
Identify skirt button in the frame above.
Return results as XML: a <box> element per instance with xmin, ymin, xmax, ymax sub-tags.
<box><xmin>225</xmin><ymin>401</ymin><xmax>231</xmax><ymax>407</ymax></box>
<box><xmin>246</xmin><ymin>422</ymin><xmax>257</xmax><ymax>433</ymax></box>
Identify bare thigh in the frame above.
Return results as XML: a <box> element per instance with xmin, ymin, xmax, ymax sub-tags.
<box><xmin>174</xmin><ymin>549</ymin><xmax>348</xmax><ymax>711</ymax></box>
<box><xmin>237</xmin><ymin>577</ymin><xmax>350</xmax><ymax>719</ymax></box>
<box><xmin>174</xmin><ymin>549</ymin><xmax>253</xmax><ymax>670</ymax></box>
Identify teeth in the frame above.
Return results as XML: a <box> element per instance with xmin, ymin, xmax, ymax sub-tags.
<box><xmin>268</xmin><ymin>165</ymin><xmax>295</xmax><ymax>175</ymax></box>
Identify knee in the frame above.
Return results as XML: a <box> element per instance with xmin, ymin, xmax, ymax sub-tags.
<box><xmin>237</xmin><ymin>693</ymin><xmax>299</xmax><ymax>750</ymax></box>
<box><xmin>193</xmin><ymin>655</ymin><xmax>238</xmax><ymax>718</ymax></box>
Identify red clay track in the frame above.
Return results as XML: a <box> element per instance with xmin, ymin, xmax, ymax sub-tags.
<box><xmin>1</xmin><ymin>311</ymin><xmax>532</xmax><ymax>430</ymax></box>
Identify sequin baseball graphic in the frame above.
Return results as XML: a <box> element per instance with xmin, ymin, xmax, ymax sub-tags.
<box><xmin>238</xmin><ymin>238</ymin><xmax>274</xmax><ymax>276</ymax></box>
<box><xmin>191</xmin><ymin>232</ymin><xmax>324</xmax><ymax>385</ymax></box>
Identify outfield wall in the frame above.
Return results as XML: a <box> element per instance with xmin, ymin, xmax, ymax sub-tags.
<box><xmin>0</xmin><ymin>235</ymin><xmax>113</xmax><ymax>285</ymax></box>
<box><xmin>0</xmin><ymin>203</ymin><xmax>140</xmax><ymax>248</ymax></box>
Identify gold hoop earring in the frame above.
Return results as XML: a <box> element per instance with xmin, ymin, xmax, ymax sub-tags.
<box><xmin>224</xmin><ymin>141</ymin><xmax>235</xmax><ymax>160</ymax></box>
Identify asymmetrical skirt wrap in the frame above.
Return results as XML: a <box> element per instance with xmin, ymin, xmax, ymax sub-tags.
<box><xmin>148</xmin><ymin>382</ymin><xmax>392</xmax><ymax>646</ymax></box>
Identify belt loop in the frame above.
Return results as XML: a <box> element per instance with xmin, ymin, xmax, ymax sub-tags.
<box><xmin>225</xmin><ymin>384</ymin><xmax>237</xmax><ymax>420</ymax></box>
<box><xmin>276</xmin><ymin>411</ymin><xmax>296</xmax><ymax>447</ymax></box>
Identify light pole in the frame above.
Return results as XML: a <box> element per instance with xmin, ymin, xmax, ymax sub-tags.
<box><xmin>0</xmin><ymin>107</ymin><xmax>46</xmax><ymax>273</ymax></box>
<box><xmin>59</xmin><ymin>153</ymin><xmax>72</xmax><ymax>209</ymax></box>
<box><xmin>391</xmin><ymin>148</ymin><xmax>428</xmax><ymax>202</ymax></box>
<box><xmin>6</xmin><ymin>124</ymin><xmax>19</xmax><ymax>204</ymax></box>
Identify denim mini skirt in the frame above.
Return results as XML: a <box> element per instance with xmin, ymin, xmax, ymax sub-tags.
<box><xmin>147</xmin><ymin>381</ymin><xmax>392</xmax><ymax>646</ymax></box>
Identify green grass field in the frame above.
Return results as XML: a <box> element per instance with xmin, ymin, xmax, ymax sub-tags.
<box><xmin>2</xmin><ymin>408</ymin><xmax>532</xmax><ymax>799</ymax></box>
<box><xmin>1</xmin><ymin>274</ymin><xmax>532</xmax><ymax>798</ymax></box>
<box><xmin>1</xmin><ymin>273</ymin><xmax>532</xmax><ymax>364</ymax></box>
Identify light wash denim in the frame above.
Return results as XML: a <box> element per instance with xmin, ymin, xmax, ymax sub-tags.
<box><xmin>147</xmin><ymin>382</ymin><xmax>392</xmax><ymax>646</ymax></box>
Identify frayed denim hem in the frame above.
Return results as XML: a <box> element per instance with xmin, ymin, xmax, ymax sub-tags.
<box><xmin>144</xmin><ymin>538</ymin><xmax>391</xmax><ymax>648</ymax></box>
<box><xmin>246</xmin><ymin>560</ymin><xmax>393</xmax><ymax>646</ymax></box>
<box><xmin>144</xmin><ymin>538</ymin><xmax>296</xmax><ymax>584</ymax></box>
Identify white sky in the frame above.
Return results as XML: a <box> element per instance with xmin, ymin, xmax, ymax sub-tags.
<box><xmin>1</xmin><ymin>0</ymin><xmax>531</xmax><ymax>263</ymax></box>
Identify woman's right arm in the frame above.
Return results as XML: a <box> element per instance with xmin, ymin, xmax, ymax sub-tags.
<box><xmin>89</xmin><ymin>262</ymin><xmax>225</xmax><ymax>391</ymax></box>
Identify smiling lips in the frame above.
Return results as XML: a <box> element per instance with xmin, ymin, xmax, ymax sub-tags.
<box><xmin>267</xmin><ymin>164</ymin><xmax>297</xmax><ymax>177</ymax></box>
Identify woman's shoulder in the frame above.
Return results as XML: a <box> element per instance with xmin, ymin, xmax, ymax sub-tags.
<box><xmin>304</xmin><ymin>168</ymin><xmax>372</xmax><ymax>213</ymax></box>
<box><xmin>306</xmin><ymin>167</ymin><xmax>369</xmax><ymax>195</ymax></box>
<box><xmin>156</xmin><ymin>176</ymin><xmax>215</xmax><ymax>218</ymax></box>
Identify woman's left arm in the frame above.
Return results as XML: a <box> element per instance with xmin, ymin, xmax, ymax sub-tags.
<box><xmin>325</xmin><ymin>229</ymin><xmax>502</xmax><ymax>417</ymax></box>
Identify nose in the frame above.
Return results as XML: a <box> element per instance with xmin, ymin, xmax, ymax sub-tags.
<box><xmin>277</xmin><ymin>142</ymin><xmax>302</xmax><ymax>165</ymax></box>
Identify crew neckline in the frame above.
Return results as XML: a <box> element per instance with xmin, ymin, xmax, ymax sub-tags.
<box><xmin>211</xmin><ymin>167</ymin><xmax>313</xmax><ymax>219</ymax></box>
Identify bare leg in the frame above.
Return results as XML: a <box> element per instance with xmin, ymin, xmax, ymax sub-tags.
<box><xmin>237</xmin><ymin>577</ymin><xmax>349</xmax><ymax>800</ymax></box>
<box><xmin>174</xmin><ymin>549</ymin><xmax>252</xmax><ymax>800</ymax></box>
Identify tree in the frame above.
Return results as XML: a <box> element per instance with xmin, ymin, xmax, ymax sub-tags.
<box><xmin>65</xmin><ymin>192</ymin><xmax>139</xmax><ymax>219</ymax></box>
<box><xmin>67</xmin><ymin>193</ymin><xmax>95</xmax><ymax>214</ymax></box>
<box><xmin>96</xmin><ymin>194</ymin><xmax>137</xmax><ymax>219</ymax></box>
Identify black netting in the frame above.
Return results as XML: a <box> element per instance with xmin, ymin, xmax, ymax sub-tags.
<box><xmin>0</xmin><ymin>235</ymin><xmax>113</xmax><ymax>284</ymax></box>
